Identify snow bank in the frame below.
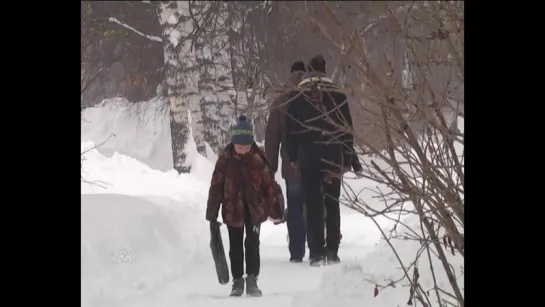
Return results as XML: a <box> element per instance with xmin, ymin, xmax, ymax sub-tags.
<box><xmin>82</xmin><ymin>194</ymin><xmax>209</xmax><ymax>307</ymax></box>
<box><xmin>81</xmin><ymin>141</ymin><xmax>214</xmax><ymax>307</ymax></box>
<box><xmin>291</xmin><ymin>214</ymin><xmax>463</xmax><ymax>307</ymax></box>
<box><xmin>81</xmin><ymin>97</ymin><xmax>218</xmax><ymax>173</ymax></box>
<box><xmin>81</xmin><ymin>141</ymin><xmax>213</xmax><ymax>192</ymax></box>
<box><xmin>81</xmin><ymin>97</ymin><xmax>175</xmax><ymax>172</ymax></box>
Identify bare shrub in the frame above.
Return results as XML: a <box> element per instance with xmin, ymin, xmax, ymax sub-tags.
<box><xmin>291</xmin><ymin>2</ymin><xmax>464</xmax><ymax>307</ymax></box>
<box><xmin>81</xmin><ymin>134</ymin><xmax>116</xmax><ymax>188</ymax></box>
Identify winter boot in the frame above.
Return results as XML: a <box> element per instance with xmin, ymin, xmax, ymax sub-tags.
<box><xmin>245</xmin><ymin>274</ymin><xmax>262</xmax><ymax>297</ymax></box>
<box><xmin>326</xmin><ymin>250</ymin><xmax>341</xmax><ymax>265</ymax></box>
<box><xmin>289</xmin><ymin>257</ymin><xmax>303</xmax><ymax>263</ymax></box>
<box><xmin>230</xmin><ymin>278</ymin><xmax>245</xmax><ymax>297</ymax></box>
<box><xmin>309</xmin><ymin>256</ymin><xmax>326</xmax><ymax>267</ymax></box>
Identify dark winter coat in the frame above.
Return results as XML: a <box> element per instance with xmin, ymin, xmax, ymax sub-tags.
<box><xmin>264</xmin><ymin>71</ymin><xmax>306</xmax><ymax>180</ymax></box>
<box><xmin>205</xmin><ymin>143</ymin><xmax>284</xmax><ymax>228</ymax></box>
<box><xmin>286</xmin><ymin>71</ymin><xmax>361</xmax><ymax>175</ymax></box>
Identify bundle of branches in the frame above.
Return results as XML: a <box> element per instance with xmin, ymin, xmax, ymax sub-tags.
<box><xmin>293</xmin><ymin>2</ymin><xmax>464</xmax><ymax>307</ymax></box>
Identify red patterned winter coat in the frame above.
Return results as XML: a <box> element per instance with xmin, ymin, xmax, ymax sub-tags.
<box><xmin>205</xmin><ymin>143</ymin><xmax>284</xmax><ymax>228</ymax></box>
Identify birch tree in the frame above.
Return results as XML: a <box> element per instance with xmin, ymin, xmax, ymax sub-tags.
<box><xmin>156</xmin><ymin>1</ymin><xmax>195</xmax><ymax>173</ymax></box>
<box><xmin>195</xmin><ymin>1</ymin><xmax>234</xmax><ymax>153</ymax></box>
<box><xmin>177</xmin><ymin>1</ymin><xmax>209</xmax><ymax>157</ymax></box>
<box><xmin>99</xmin><ymin>1</ymin><xmax>276</xmax><ymax>161</ymax></box>
<box><xmin>102</xmin><ymin>1</ymin><xmax>197</xmax><ymax>173</ymax></box>
<box><xmin>225</xmin><ymin>1</ymin><xmax>270</xmax><ymax>142</ymax></box>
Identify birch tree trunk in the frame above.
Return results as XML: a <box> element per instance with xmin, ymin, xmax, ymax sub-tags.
<box><xmin>188</xmin><ymin>0</ymin><xmax>241</xmax><ymax>154</ymax></box>
<box><xmin>215</xmin><ymin>2</ymin><xmax>237</xmax><ymax>150</ymax></box>
<box><xmin>157</xmin><ymin>1</ymin><xmax>194</xmax><ymax>173</ymax></box>
<box><xmin>226</xmin><ymin>2</ymin><xmax>268</xmax><ymax>142</ymax></box>
<box><xmin>180</xmin><ymin>2</ymin><xmax>207</xmax><ymax>157</ymax></box>
<box><xmin>189</xmin><ymin>94</ymin><xmax>207</xmax><ymax>156</ymax></box>
<box><xmin>226</xmin><ymin>2</ymin><xmax>248</xmax><ymax>129</ymax></box>
<box><xmin>198</xmin><ymin>2</ymin><xmax>233</xmax><ymax>153</ymax></box>
<box><xmin>193</xmin><ymin>1</ymin><xmax>232</xmax><ymax>155</ymax></box>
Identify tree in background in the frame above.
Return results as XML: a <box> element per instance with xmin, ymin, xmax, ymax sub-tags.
<box><xmin>292</xmin><ymin>2</ymin><xmax>464</xmax><ymax>306</ymax></box>
<box><xmin>81</xmin><ymin>1</ymin><xmax>163</xmax><ymax>106</ymax></box>
<box><xmin>154</xmin><ymin>1</ymin><xmax>194</xmax><ymax>173</ymax></box>
<box><xmin>194</xmin><ymin>1</ymin><xmax>235</xmax><ymax>153</ymax></box>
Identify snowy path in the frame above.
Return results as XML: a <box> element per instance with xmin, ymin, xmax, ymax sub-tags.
<box><xmin>109</xmin><ymin>226</ymin><xmax>374</xmax><ymax>307</ymax></box>
<box><xmin>117</xmin><ymin>243</ymin><xmax>375</xmax><ymax>307</ymax></box>
<box><xmin>81</xmin><ymin>163</ymin><xmax>385</xmax><ymax>307</ymax></box>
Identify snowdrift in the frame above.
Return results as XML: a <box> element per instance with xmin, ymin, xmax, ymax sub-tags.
<box><xmin>82</xmin><ymin>194</ymin><xmax>210</xmax><ymax>307</ymax></box>
<box><xmin>81</xmin><ymin>98</ymin><xmax>177</xmax><ymax>172</ymax></box>
<box><xmin>291</xmin><ymin>213</ymin><xmax>463</xmax><ymax>307</ymax></box>
<box><xmin>81</xmin><ymin>141</ymin><xmax>213</xmax><ymax>307</ymax></box>
<box><xmin>81</xmin><ymin>97</ymin><xmax>218</xmax><ymax>172</ymax></box>
<box><xmin>81</xmin><ymin>140</ymin><xmax>213</xmax><ymax>193</ymax></box>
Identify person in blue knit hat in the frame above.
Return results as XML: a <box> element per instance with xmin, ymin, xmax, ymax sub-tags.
<box><xmin>206</xmin><ymin>114</ymin><xmax>285</xmax><ymax>297</ymax></box>
<box><xmin>230</xmin><ymin>115</ymin><xmax>255</xmax><ymax>146</ymax></box>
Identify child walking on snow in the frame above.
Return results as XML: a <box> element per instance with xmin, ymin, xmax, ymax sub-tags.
<box><xmin>206</xmin><ymin>115</ymin><xmax>284</xmax><ymax>297</ymax></box>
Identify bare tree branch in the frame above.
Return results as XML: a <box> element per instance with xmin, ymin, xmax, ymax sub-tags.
<box><xmin>272</xmin><ymin>2</ymin><xmax>464</xmax><ymax>307</ymax></box>
<box><xmin>109</xmin><ymin>17</ymin><xmax>162</xmax><ymax>42</ymax></box>
<box><xmin>81</xmin><ymin>134</ymin><xmax>116</xmax><ymax>189</ymax></box>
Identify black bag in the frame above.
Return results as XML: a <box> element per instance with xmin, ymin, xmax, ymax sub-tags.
<box><xmin>210</xmin><ymin>221</ymin><xmax>230</xmax><ymax>285</ymax></box>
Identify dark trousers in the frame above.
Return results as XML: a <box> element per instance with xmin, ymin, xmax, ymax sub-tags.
<box><xmin>300</xmin><ymin>167</ymin><xmax>342</xmax><ymax>259</ymax></box>
<box><xmin>227</xmin><ymin>207</ymin><xmax>261</xmax><ymax>279</ymax></box>
<box><xmin>286</xmin><ymin>178</ymin><xmax>306</xmax><ymax>259</ymax></box>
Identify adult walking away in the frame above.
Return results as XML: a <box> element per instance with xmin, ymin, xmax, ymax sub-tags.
<box><xmin>265</xmin><ymin>61</ymin><xmax>307</xmax><ymax>263</ymax></box>
<box><xmin>285</xmin><ymin>55</ymin><xmax>360</xmax><ymax>266</ymax></box>
<box><xmin>206</xmin><ymin>115</ymin><xmax>284</xmax><ymax>296</ymax></box>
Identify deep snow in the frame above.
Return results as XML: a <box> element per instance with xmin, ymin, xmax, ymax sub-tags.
<box><xmin>81</xmin><ymin>98</ymin><xmax>463</xmax><ymax>307</ymax></box>
<box><xmin>81</xmin><ymin>193</ymin><xmax>209</xmax><ymax>307</ymax></box>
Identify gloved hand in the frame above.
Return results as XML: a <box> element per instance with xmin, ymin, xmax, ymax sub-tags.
<box><xmin>268</xmin><ymin>217</ymin><xmax>284</xmax><ymax>225</ymax></box>
<box><xmin>273</xmin><ymin>218</ymin><xmax>284</xmax><ymax>225</ymax></box>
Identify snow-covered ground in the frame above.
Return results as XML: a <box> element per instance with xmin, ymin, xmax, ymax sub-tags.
<box><xmin>81</xmin><ymin>98</ymin><xmax>463</xmax><ymax>307</ymax></box>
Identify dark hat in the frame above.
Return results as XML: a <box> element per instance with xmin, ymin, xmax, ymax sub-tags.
<box><xmin>230</xmin><ymin>115</ymin><xmax>254</xmax><ymax>145</ymax></box>
<box><xmin>290</xmin><ymin>61</ymin><xmax>306</xmax><ymax>73</ymax></box>
<box><xmin>309</xmin><ymin>54</ymin><xmax>326</xmax><ymax>73</ymax></box>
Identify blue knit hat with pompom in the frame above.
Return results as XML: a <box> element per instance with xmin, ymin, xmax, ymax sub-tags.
<box><xmin>230</xmin><ymin>115</ymin><xmax>254</xmax><ymax>145</ymax></box>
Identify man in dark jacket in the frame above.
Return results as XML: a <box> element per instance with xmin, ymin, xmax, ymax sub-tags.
<box><xmin>265</xmin><ymin>61</ymin><xmax>307</xmax><ymax>263</ymax></box>
<box><xmin>286</xmin><ymin>55</ymin><xmax>360</xmax><ymax>266</ymax></box>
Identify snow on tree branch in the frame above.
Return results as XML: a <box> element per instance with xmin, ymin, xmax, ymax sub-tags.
<box><xmin>108</xmin><ymin>17</ymin><xmax>162</xmax><ymax>43</ymax></box>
